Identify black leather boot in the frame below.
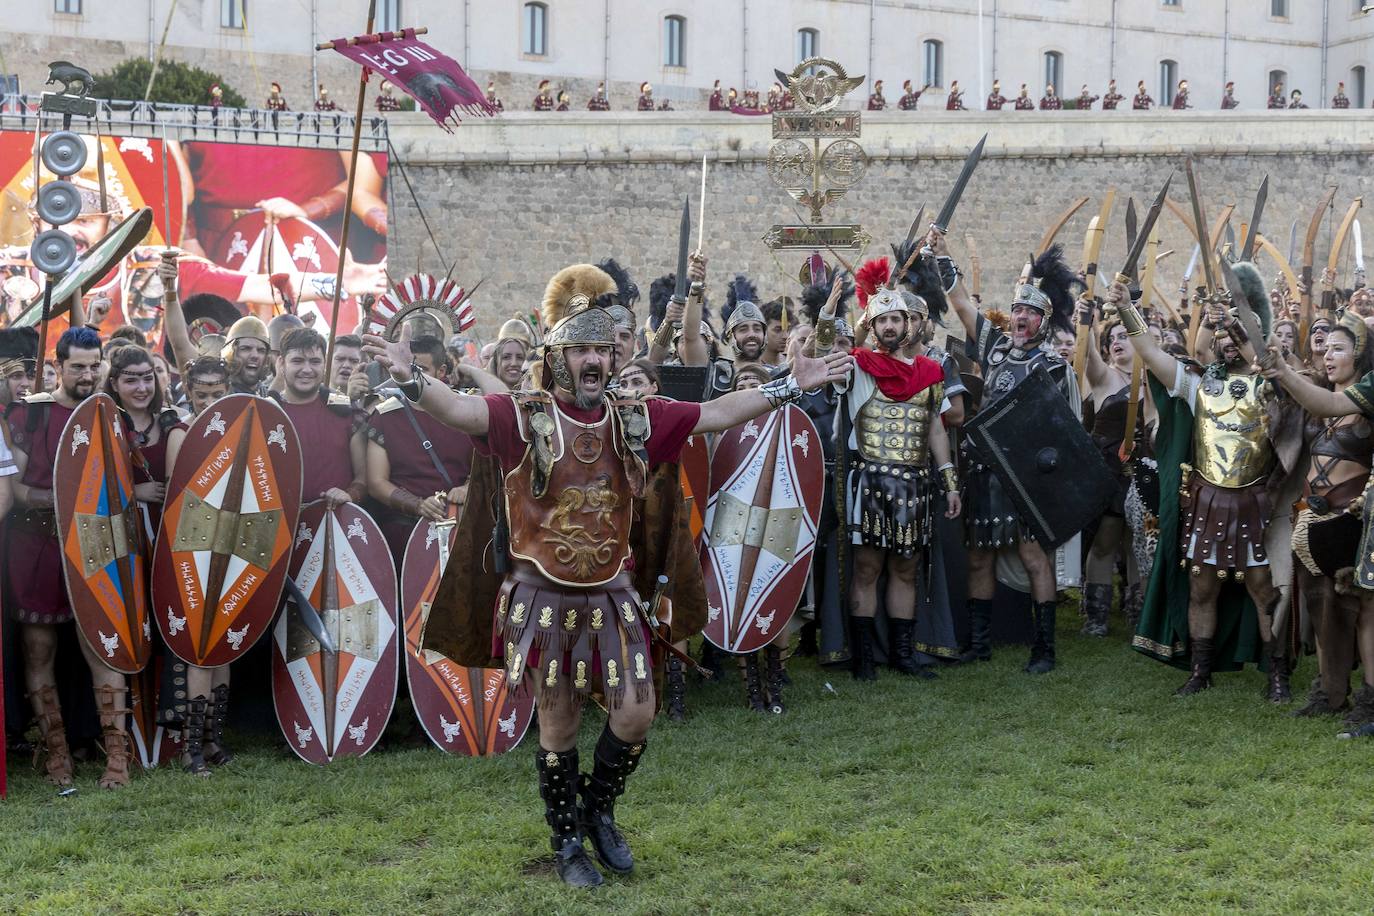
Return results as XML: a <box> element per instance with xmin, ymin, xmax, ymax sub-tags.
<box><xmin>850</xmin><ymin>615</ymin><xmax>877</xmax><ymax>681</ymax></box>
<box><xmin>1264</xmin><ymin>644</ymin><xmax>1292</xmax><ymax>704</ymax></box>
<box><xmin>764</xmin><ymin>645</ymin><xmax>786</xmax><ymax>714</ymax></box>
<box><xmin>1080</xmin><ymin>583</ymin><xmax>1112</xmax><ymax>638</ymax></box>
<box><xmin>1124</xmin><ymin>582</ymin><xmax>1143</xmax><ymax>631</ymax></box>
<box><xmin>959</xmin><ymin>598</ymin><xmax>992</xmax><ymax>663</ymax></box>
<box><xmin>742</xmin><ymin>653</ymin><xmax>767</xmax><ymax>712</ymax></box>
<box><xmin>889</xmin><ymin>618</ymin><xmax>920</xmax><ymax>675</ymax></box>
<box><xmin>1175</xmin><ymin>637</ymin><xmax>1215</xmax><ymax>696</ymax></box>
<box><xmin>578</xmin><ymin>725</ymin><xmax>645</xmax><ymax>875</ymax></box>
<box><xmin>204</xmin><ymin>683</ymin><xmax>234</xmax><ymax>766</ymax></box>
<box><xmin>698</xmin><ymin>640</ymin><xmax>724</xmax><ymax>682</ymax></box>
<box><xmin>665</xmin><ymin>656</ymin><xmax>687</xmax><ymax>722</ymax></box>
<box><xmin>537</xmin><ymin>747</ymin><xmax>602</xmax><ymax>888</ymax></box>
<box><xmin>182</xmin><ymin>696</ymin><xmax>211</xmax><ymax>777</ymax></box>
<box><xmin>1025</xmin><ymin>601</ymin><xmax>1057</xmax><ymax>674</ymax></box>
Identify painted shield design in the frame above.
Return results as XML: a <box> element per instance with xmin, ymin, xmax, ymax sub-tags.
<box><xmin>701</xmin><ymin>405</ymin><xmax>823</xmax><ymax>653</ymax></box>
<box><xmin>210</xmin><ymin>211</ymin><xmax>358</xmax><ymax>335</ymax></box>
<box><xmin>401</xmin><ymin>514</ymin><xmax>533</xmax><ymax>757</ymax></box>
<box><xmin>679</xmin><ymin>433</ymin><xmax>712</xmax><ymax>552</ymax></box>
<box><xmin>272</xmin><ymin>501</ymin><xmax>398</xmax><ymax>765</ymax></box>
<box><xmin>152</xmin><ymin>395</ymin><xmax>303</xmax><ymax>667</ymax></box>
<box><xmin>55</xmin><ymin>393</ymin><xmax>150</xmax><ymax>673</ymax></box>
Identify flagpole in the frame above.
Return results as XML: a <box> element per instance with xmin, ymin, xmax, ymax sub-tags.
<box><xmin>323</xmin><ymin>0</ymin><xmax>378</xmax><ymax>382</ymax></box>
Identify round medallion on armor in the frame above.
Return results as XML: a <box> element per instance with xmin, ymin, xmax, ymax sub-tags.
<box><xmin>1228</xmin><ymin>378</ymin><xmax>1250</xmax><ymax>400</ymax></box>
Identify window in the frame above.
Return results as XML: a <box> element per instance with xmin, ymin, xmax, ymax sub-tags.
<box><xmin>54</xmin><ymin>0</ymin><xmax>82</xmax><ymax>13</ymax></box>
<box><xmin>522</xmin><ymin>2</ymin><xmax>548</xmax><ymax>56</ymax></box>
<box><xmin>1043</xmin><ymin>51</ymin><xmax>1062</xmax><ymax>95</ymax></box>
<box><xmin>1162</xmin><ymin>0</ymin><xmax>1181</xmax><ymax>5</ymax></box>
<box><xmin>1268</xmin><ymin>69</ymin><xmax>1287</xmax><ymax>94</ymax></box>
<box><xmin>921</xmin><ymin>40</ymin><xmax>944</xmax><ymax>88</ymax></box>
<box><xmin>1354</xmin><ymin>66</ymin><xmax>1367</xmax><ymax>106</ymax></box>
<box><xmin>1271</xmin><ymin>0</ymin><xmax>1288</xmax><ymax>17</ymax></box>
<box><xmin>221</xmin><ymin>0</ymin><xmax>246</xmax><ymax>29</ymax></box>
<box><xmin>378</xmin><ymin>0</ymin><xmax>401</xmax><ymax>31</ymax></box>
<box><xmin>664</xmin><ymin>16</ymin><xmax>686</xmax><ymax>68</ymax></box>
<box><xmin>797</xmin><ymin>28</ymin><xmax>818</xmax><ymax>64</ymax></box>
<box><xmin>1159</xmin><ymin>59</ymin><xmax>1177</xmax><ymax>104</ymax></box>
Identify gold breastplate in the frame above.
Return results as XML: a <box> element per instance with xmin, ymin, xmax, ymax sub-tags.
<box><xmin>1192</xmin><ymin>374</ymin><xmax>1273</xmax><ymax>487</ymax></box>
<box><xmin>856</xmin><ymin>385</ymin><xmax>938</xmax><ymax>465</ymax></box>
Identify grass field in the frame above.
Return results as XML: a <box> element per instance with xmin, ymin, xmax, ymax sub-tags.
<box><xmin>3</xmin><ymin>615</ymin><xmax>1371</xmax><ymax>915</ymax></box>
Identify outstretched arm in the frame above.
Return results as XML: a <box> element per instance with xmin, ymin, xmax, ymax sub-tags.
<box><xmin>159</xmin><ymin>253</ymin><xmax>199</xmax><ymax>371</ymax></box>
<box><xmin>694</xmin><ymin>350</ymin><xmax>852</xmax><ymax>434</ymax></box>
<box><xmin>1106</xmin><ymin>281</ymin><xmax>1179</xmax><ymax>388</ymax></box>
<box><xmin>361</xmin><ymin>334</ymin><xmax>491</xmax><ymax>435</ymax></box>
<box><xmin>1259</xmin><ymin>350</ymin><xmax>1363</xmax><ymax>418</ymax></box>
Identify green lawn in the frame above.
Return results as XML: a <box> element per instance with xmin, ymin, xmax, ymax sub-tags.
<box><xmin>3</xmin><ymin>615</ymin><xmax>1371</xmax><ymax>915</ymax></box>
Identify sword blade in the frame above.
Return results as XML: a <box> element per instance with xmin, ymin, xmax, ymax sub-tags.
<box><xmin>904</xmin><ymin>203</ymin><xmax>926</xmax><ymax>247</ymax></box>
<box><xmin>1118</xmin><ymin>173</ymin><xmax>1173</xmax><ymax>283</ymax></box>
<box><xmin>283</xmin><ymin>575</ymin><xmax>338</xmax><ymax>655</ymax></box>
<box><xmin>673</xmin><ymin>197</ymin><xmax>691</xmax><ymax>302</ymax></box>
<box><xmin>1287</xmin><ymin>218</ymin><xmax>1299</xmax><ymax>265</ymax></box>
<box><xmin>1356</xmin><ymin>217</ymin><xmax>1366</xmax><ymax>272</ymax></box>
<box><xmin>1184</xmin><ymin>159</ymin><xmax>1217</xmax><ymax>293</ymax></box>
<box><xmin>159</xmin><ymin>122</ymin><xmax>172</xmax><ymax>249</ymax></box>
<box><xmin>1240</xmin><ymin>175</ymin><xmax>1268</xmax><ymax>261</ymax></box>
<box><xmin>1125</xmin><ymin>197</ymin><xmax>1139</xmax><ymax>255</ymax></box>
<box><xmin>933</xmin><ymin>133</ymin><xmax>987</xmax><ymax>233</ymax></box>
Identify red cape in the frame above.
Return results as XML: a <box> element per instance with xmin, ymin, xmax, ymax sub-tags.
<box><xmin>853</xmin><ymin>348</ymin><xmax>945</xmax><ymax>401</ymax></box>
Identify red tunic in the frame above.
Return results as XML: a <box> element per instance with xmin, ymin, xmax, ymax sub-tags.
<box><xmin>366</xmin><ymin>399</ymin><xmax>475</xmax><ymax>556</ymax></box>
<box><xmin>4</xmin><ymin>398</ymin><xmax>75</xmax><ymax>623</ymax></box>
<box><xmin>134</xmin><ymin>411</ymin><xmax>188</xmax><ymax>538</ymax></box>
<box><xmin>272</xmin><ymin>392</ymin><xmax>360</xmax><ymax>501</ymax></box>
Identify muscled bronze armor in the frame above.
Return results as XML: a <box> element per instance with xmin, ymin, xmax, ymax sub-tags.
<box><xmin>1191</xmin><ymin>374</ymin><xmax>1273</xmax><ymax>488</ymax></box>
<box><xmin>855</xmin><ymin>385</ymin><xmax>940</xmax><ymax>465</ymax></box>
<box><xmin>505</xmin><ymin>398</ymin><xmax>639</xmax><ymax>587</ymax></box>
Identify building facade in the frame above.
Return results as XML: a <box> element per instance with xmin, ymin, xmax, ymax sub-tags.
<box><xmin>6</xmin><ymin>1</ymin><xmax>1374</xmax><ymax>111</ymax></box>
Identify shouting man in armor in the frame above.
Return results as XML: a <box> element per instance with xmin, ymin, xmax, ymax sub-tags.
<box><xmin>362</xmin><ymin>263</ymin><xmax>851</xmax><ymax>888</ymax></box>
<box><xmin>945</xmin><ymin>235</ymin><xmax>1081</xmax><ymax>673</ymax></box>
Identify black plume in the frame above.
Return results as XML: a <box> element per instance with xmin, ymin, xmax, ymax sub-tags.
<box><xmin>801</xmin><ymin>273</ymin><xmax>855</xmax><ymax>325</ymax></box>
<box><xmin>595</xmin><ymin>257</ymin><xmax>639</xmax><ymax>309</ymax></box>
<box><xmin>889</xmin><ymin>240</ymin><xmax>948</xmax><ymax>325</ymax></box>
<box><xmin>648</xmin><ymin>273</ymin><xmax>674</xmax><ymax>330</ymax></box>
<box><xmin>0</xmin><ymin>326</ymin><xmax>39</xmax><ymax>360</ymax></box>
<box><xmin>721</xmin><ymin>274</ymin><xmax>758</xmax><ymax>328</ymax></box>
<box><xmin>1031</xmin><ymin>243</ymin><xmax>1082</xmax><ymax>334</ymax></box>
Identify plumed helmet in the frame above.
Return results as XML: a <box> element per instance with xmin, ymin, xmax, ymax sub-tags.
<box><xmin>542</xmin><ymin>264</ymin><xmax>617</xmax><ymax>351</ymax></box>
<box><xmin>1012</xmin><ymin>244</ymin><xmax>1080</xmax><ymax>336</ymax></box>
<box><xmin>497</xmin><ymin>317</ymin><xmax>533</xmax><ymax>348</ymax></box>
<box><xmin>1230</xmin><ymin>261</ymin><xmax>1272</xmax><ymax>339</ymax></box>
<box><xmin>595</xmin><ymin>257</ymin><xmax>639</xmax><ymax>332</ymax></box>
<box><xmin>889</xmin><ymin>240</ymin><xmax>948</xmax><ymax>325</ymax></box>
<box><xmin>721</xmin><ymin>274</ymin><xmax>760</xmax><ymax>334</ymax></box>
<box><xmin>854</xmin><ymin>257</ymin><xmax>910</xmax><ymax>321</ymax></box>
<box><xmin>0</xmin><ymin>326</ymin><xmax>38</xmax><ymax>375</ymax></box>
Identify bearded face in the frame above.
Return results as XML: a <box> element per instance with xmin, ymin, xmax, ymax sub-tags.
<box><xmin>562</xmin><ymin>344</ymin><xmax>612</xmax><ymax>410</ymax></box>
<box><xmin>732</xmin><ymin>322</ymin><xmax>765</xmax><ymax>361</ymax></box>
<box><xmin>872</xmin><ymin>312</ymin><xmax>907</xmax><ymax>352</ymax></box>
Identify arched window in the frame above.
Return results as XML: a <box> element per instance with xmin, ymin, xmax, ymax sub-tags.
<box><xmin>664</xmin><ymin>15</ymin><xmax>686</xmax><ymax>68</ymax></box>
<box><xmin>522</xmin><ymin>2</ymin><xmax>548</xmax><ymax>56</ymax></box>
<box><xmin>1043</xmin><ymin>51</ymin><xmax>1063</xmax><ymax>95</ymax></box>
<box><xmin>1353</xmin><ymin>65</ymin><xmax>1367</xmax><ymax>107</ymax></box>
<box><xmin>1159</xmin><ymin>59</ymin><xmax>1177</xmax><ymax>104</ymax></box>
<box><xmin>923</xmin><ymin>40</ymin><xmax>944</xmax><ymax>88</ymax></box>
<box><xmin>797</xmin><ymin>28</ymin><xmax>819</xmax><ymax>64</ymax></box>
<box><xmin>1268</xmin><ymin>68</ymin><xmax>1288</xmax><ymax>95</ymax></box>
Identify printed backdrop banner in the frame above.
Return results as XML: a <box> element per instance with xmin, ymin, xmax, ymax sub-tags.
<box><xmin>0</xmin><ymin>130</ymin><xmax>388</xmax><ymax>349</ymax></box>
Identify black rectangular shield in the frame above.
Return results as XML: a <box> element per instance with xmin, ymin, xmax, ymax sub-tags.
<box><xmin>656</xmin><ymin>365</ymin><xmax>711</xmax><ymax>402</ymax></box>
<box><xmin>964</xmin><ymin>364</ymin><xmax>1117</xmax><ymax>549</ymax></box>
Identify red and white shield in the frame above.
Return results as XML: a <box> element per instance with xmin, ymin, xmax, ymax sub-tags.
<box><xmin>271</xmin><ymin>501</ymin><xmax>398</xmax><ymax>765</ymax></box>
<box><xmin>700</xmin><ymin>405</ymin><xmax>823</xmax><ymax>653</ymax></box>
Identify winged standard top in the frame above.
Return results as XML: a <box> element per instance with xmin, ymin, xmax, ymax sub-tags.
<box><xmin>775</xmin><ymin>59</ymin><xmax>865</xmax><ymax>114</ymax></box>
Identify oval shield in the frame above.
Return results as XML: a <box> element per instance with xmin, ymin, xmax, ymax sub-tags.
<box><xmin>151</xmin><ymin>395</ymin><xmax>303</xmax><ymax>667</ymax></box>
<box><xmin>700</xmin><ymin>405</ymin><xmax>823</xmax><ymax>654</ymax></box>
<box><xmin>678</xmin><ymin>432</ymin><xmax>712</xmax><ymax>552</ymax></box>
<box><xmin>271</xmin><ymin>501</ymin><xmax>398</xmax><ymax>766</ymax></box>
<box><xmin>54</xmin><ymin>393</ymin><xmax>150</xmax><ymax>673</ymax></box>
<box><xmin>128</xmin><ymin>664</ymin><xmax>183</xmax><ymax>769</ymax></box>
<box><xmin>401</xmin><ymin>515</ymin><xmax>533</xmax><ymax>757</ymax></box>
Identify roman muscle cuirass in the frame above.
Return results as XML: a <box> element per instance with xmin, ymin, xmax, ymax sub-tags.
<box><xmin>1192</xmin><ymin>374</ymin><xmax>1273</xmax><ymax>488</ymax></box>
<box><xmin>505</xmin><ymin>400</ymin><xmax>636</xmax><ymax>587</ymax></box>
<box><xmin>856</xmin><ymin>385</ymin><xmax>939</xmax><ymax>465</ymax></box>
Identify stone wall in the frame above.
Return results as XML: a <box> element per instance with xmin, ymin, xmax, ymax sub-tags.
<box><xmin>386</xmin><ymin>109</ymin><xmax>1373</xmax><ymax>339</ymax></box>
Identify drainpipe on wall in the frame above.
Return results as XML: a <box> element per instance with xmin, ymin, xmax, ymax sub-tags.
<box><xmin>992</xmin><ymin>0</ymin><xmax>999</xmax><ymax>85</ymax></box>
<box><xmin>603</xmin><ymin>0</ymin><xmax>610</xmax><ymax>84</ymax></box>
<box><xmin>1321</xmin><ymin>0</ymin><xmax>1331</xmax><ymax>102</ymax></box>
<box><xmin>310</xmin><ymin>0</ymin><xmax>318</xmax><ymax>105</ymax></box>
<box><xmin>977</xmin><ymin>0</ymin><xmax>985</xmax><ymax>102</ymax></box>
<box><xmin>869</xmin><ymin>0</ymin><xmax>876</xmax><ymax>98</ymax></box>
<box><xmin>1222</xmin><ymin>0</ymin><xmax>1229</xmax><ymax>87</ymax></box>
<box><xmin>1109</xmin><ymin>0</ymin><xmax>1117</xmax><ymax>82</ymax></box>
<box><xmin>742</xmin><ymin>0</ymin><xmax>748</xmax><ymax>90</ymax></box>
<box><xmin>464</xmin><ymin>0</ymin><xmax>471</xmax><ymax>69</ymax></box>
<box><xmin>148</xmin><ymin>0</ymin><xmax>155</xmax><ymax>60</ymax></box>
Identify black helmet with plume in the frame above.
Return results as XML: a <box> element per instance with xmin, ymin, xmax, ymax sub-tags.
<box><xmin>648</xmin><ymin>273</ymin><xmax>674</xmax><ymax>331</ymax></box>
<box><xmin>595</xmin><ymin>257</ymin><xmax>639</xmax><ymax>309</ymax></box>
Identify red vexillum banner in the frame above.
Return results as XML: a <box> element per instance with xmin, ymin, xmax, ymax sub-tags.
<box><xmin>325</xmin><ymin>28</ymin><xmax>497</xmax><ymax>131</ymax></box>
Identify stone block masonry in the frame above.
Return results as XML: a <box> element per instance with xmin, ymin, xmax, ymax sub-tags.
<box><xmin>385</xmin><ymin>110</ymin><xmax>1374</xmax><ymax>339</ymax></box>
